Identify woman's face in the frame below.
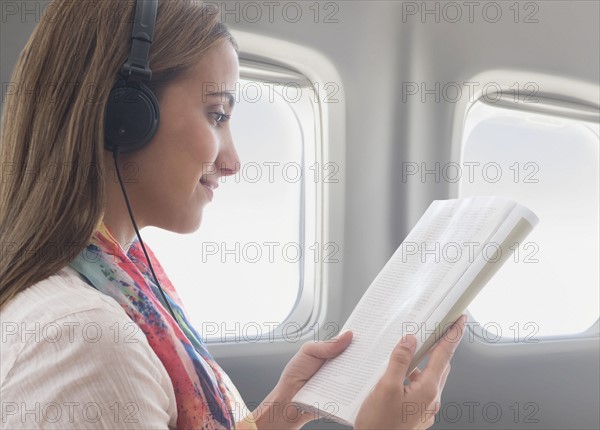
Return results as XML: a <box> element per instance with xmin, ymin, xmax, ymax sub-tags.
<box><xmin>105</xmin><ymin>39</ymin><xmax>240</xmax><ymax>237</ymax></box>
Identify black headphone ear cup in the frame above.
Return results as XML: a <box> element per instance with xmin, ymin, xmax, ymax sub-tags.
<box><xmin>104</xmin><ymin>79</ymin><xmax>160</xmax><ymax>154</ymax></box>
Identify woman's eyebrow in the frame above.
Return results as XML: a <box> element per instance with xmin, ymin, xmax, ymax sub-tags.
<box><xmin>205</xmin><ymin>91</ymin><xmax>235</xmax><ymax>109</ymax></box>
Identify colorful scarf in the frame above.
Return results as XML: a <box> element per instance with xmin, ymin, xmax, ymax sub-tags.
<box><xmin>68</xmin><ymin>220</ymin><xmax>256</xmax><ymax>430</ymax></box>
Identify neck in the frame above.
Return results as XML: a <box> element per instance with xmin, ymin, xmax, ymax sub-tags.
<box><xmin>102</xmin><ymin>151</ymin><xmax>144</xmax><ymax>252</ymax></box>
<box><xmin>101</xmin><ymin>214</ymin><xmax>138</xmax><ymax>253</ymax></box>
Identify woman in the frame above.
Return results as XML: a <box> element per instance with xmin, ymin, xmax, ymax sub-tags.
<box><xmin>0</xmin><ymin>0</ymin><xmax>466</xmax><ymax>429</ymax></box>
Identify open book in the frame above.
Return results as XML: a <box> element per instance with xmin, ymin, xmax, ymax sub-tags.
<box><xmin>290</xmin><ymin>196</ymin><xmax>539</xmax><ymax>427</ymax></box>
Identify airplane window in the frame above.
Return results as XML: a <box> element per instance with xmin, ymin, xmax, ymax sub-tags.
<box><xmin>142</xmin><ymin>71</ymin><xmax>321</xmax><ymax>343</ymax></box>
<box><xmin>459</xmin><ymin>100</ymin><xmax>599</xmax><ymax>341</ymax></box>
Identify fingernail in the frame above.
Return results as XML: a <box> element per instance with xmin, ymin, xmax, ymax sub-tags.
<box><xmin>336</xmin><ymin>329</ymin><xmax>350</xmax><ymax>338</ymax></box>
<box><xmin>404</xmin><ymin>335</ymin><xmax>416</xmax><ymax>350</ymax></box>
<box><xmin>328</xmin><ymin>329</ymin><xmax>349</xmax><ymax>341</ymax></box>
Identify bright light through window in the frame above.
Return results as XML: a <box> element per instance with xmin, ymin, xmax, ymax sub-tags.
<box><xmin>142</xmin><ymin>76</ymin><xmax>318</xmax><ymax>342</ymax></box>
<box><xmin>460</xmin><ymin>101</ymin><xmax>599</xmax><ymax>340</ymax></box>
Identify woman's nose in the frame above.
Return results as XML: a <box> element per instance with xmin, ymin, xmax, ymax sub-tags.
<box><xmin>216</xmin><ymin>137</ymin><xmax>241</xmax><ymax>177</ymax></box>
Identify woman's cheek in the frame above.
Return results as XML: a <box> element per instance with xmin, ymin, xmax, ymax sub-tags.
<box><xmin>197</xmin><ymin>139</ymin><xmax>220</xmax><ymax>170</ymax></box>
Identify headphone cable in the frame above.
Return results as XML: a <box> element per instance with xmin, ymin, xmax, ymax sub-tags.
<box><xmin>112</xmin><ymin>147</ymin><xmax>179</xmax><ymax>324</ymax></box>
<box><xmin>112</xmin><ymin>148</ymin><xmax>238</xmax><ymax>428</ymax></box>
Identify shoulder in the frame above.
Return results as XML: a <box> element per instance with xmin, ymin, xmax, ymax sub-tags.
<box><xmin>1</xmin><ymin>265</ymin><xmax>134</xmax><ymax>330</ymax></box>
<box><xmin>0</xmin><ymin>266</ymin><xmax>178</xmax><ymax>429</ymax></box>
<box><xmin>0</xmin><ymin>265</ymin><xmax>143</xmax><ymax>382</ymax></box>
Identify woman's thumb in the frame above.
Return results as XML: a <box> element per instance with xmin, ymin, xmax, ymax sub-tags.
<box><xmin>385</xmin><ymin>334</ymin><xmax>417</xmax><ymax>381</ymax></box>
<box><xmin>301</xmin><ymin>330</ymin><xmax>353</xmax><ymax>359</ymax></box>
<box><xmin>321</xmin><ymin>329</ymin><xmax>353</xmax><ymax>353</ymax></box>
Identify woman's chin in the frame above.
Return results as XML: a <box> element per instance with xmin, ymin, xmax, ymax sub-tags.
<box><xmin>165</xmin><ymin>211</ymin><xmax>204</xmax><ymax>235</ymax></box>
<box><xmin>185</xmin><ymin>212</ymin><xmax>204</xmax><ymax>234</ymax></box>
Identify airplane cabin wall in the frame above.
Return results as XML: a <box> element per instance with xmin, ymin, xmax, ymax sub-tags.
<box><xmin>224</xmin><ymin>2</ymin><xmax>599</xmax><ymax>429</ymax></box>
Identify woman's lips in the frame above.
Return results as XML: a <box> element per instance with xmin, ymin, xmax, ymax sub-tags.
<box><xmin>199</xmin><ymin>179</ymin><xmax>217</xmax><ymax>200</ymax></box>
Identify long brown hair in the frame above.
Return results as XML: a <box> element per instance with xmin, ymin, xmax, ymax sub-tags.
<box><xmin>0</xmin><ymin>0</ymin><xmax>238</xmax><ymax>309</ymax></box>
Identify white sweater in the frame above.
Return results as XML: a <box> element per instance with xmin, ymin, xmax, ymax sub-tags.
<box><xmin>1</xmin><ymin>265</ymin><xmax>178</xmax><ymax>429</ymax></box>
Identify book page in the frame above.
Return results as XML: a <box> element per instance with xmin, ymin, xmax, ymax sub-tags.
<box><xmin>291</xmin><ymin>196</ymin><xmax>518</xmax><ymax>425</ymax></box>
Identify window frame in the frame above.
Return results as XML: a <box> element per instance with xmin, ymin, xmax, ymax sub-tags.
<box><xmin>449</xmin><ymin>70</ymin><xmax>600</xmax><ymax>345</ymax></box>
<box><xmin>206</xmin><ymin>30</ymin><xmax>347</xmax><ymax>356</ymax></box>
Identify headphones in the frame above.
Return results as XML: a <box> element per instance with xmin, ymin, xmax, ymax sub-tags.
<box><xmin>103</xmin><ymin>0</ymin><xmax>178</xmax><ymax>324</ymax></box>
<box><xmin>104</xmin><ymin>0</ymin><xmax>159</xmax><ymax>154</ymax></box>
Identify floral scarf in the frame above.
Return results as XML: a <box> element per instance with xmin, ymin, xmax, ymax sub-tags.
<box><xmin>68</xmin><ymin>220</ymin><xmax>256</xmax><ymax>430</ymax></box>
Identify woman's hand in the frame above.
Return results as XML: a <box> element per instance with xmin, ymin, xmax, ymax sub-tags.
<box><xmin>251</xmin><ymin>330</ymin><xmax>354</xmax><ymax>430</ymax></box>
<box><xmin>354</xmin><ymin>314</ymin><xmax>468</xmax><ymax>430</ymax></box>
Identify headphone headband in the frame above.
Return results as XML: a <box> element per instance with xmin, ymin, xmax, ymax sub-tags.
<box><xmin>120</xmin><ymin>0</ymin><xmax>158</xmax><ymax>82</ymax></box>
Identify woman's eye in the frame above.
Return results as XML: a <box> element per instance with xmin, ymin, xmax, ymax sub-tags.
<box><xmin>211</xmin><ymin>112</ymin><xmax>231</xmax><ymax>127</ymax></box>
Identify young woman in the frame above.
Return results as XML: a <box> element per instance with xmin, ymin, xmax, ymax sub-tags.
<box><xmin>0</xmin><ymin>1</ymin><xmax>466</xmax><ymax>428</ymax></box>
